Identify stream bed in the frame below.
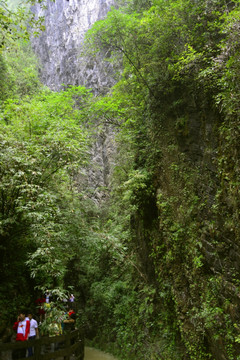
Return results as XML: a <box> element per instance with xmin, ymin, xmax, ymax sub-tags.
<box><xmin>84</xmin><ymin>346</ymin><xmax>118</xmax><ymax>360</ymax></box>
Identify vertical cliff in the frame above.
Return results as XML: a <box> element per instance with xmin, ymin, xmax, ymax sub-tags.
<box><xmin>31</xmin><ymin>0</ymin><xmax>116</xmax><ymax>92</ymax></box>
<box><xmin>31</xmin><ymin>0</ymin><xmax>117</xmax><ymax>203</ymax></box>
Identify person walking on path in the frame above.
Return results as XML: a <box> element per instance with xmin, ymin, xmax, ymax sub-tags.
<box><xmin>63</xmin><ymin>308</ymin><xmax>77</xmax><ymax>349</ymax></box>
<box><xmin>12</xmin><ymin>310</ymin><xmax>30</xmax><ymax>359</ymax></box>
<box><xmin>27</xmin><ymin>312</ymin><xmax>39</xmax><ymax>357</ymax></box>
<box><xmin>63</xmin><ymin>308</ymin><xmax>76</xmax><ymax>332</ymax></box>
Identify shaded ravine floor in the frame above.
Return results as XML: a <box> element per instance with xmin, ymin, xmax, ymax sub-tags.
<box><xmin>83</xmin><ymin>346</ymin><xmax>118</xmax><ymax>360</ymax></box>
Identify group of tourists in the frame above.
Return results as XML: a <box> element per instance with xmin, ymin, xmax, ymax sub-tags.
<box><xmin>11</xmin><ymin>293</ymin><xmax>77</xmax><ymax>359</ymax></box>
<box><xmin>12</xmin><ymin>310</ymin><xmax>38</xmax><ymax>359</ymax></box>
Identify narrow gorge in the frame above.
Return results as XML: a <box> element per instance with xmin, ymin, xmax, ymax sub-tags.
<box><xmin>30</xmin><ymin>1</ymin><xmax>240</xmax><ymax>359</ymax></box>
<box><xmin>0</xmin><ymin>1</ymin><xmax>239</xmax><ymax>359</ymax></box>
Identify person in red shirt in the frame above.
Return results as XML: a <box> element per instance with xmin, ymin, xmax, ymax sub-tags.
<box><xmin>63</xmin><ymin>308</ymin><xmax>76</xmax><ymax>331</ymax></box>
<box><xmin>12</xmin><ymin>311</ymin><xmax>30</xmax><ymax>359</ymax></box>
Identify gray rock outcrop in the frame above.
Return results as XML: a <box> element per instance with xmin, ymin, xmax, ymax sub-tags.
<box><xmin>31</xmin><ymin>0</ymin><xmax>116</xmax><ymax>92</ymax></box>
<box><xmin>31</xmin><ymin>0</ymin><xmax>118</xmax><ymax>204</ymax></box>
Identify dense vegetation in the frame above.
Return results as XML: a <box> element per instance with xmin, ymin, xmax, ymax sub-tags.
<box><xmin>0</xmin><ymin>0</ymin><xmax>240</xmax><ymax>359</ymax></box>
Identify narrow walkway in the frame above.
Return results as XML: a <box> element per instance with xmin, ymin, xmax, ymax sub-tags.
<box><xmin>83</xmin><ymin>346</ymin><xmax>118</xmax><ymax>360</ymax></box>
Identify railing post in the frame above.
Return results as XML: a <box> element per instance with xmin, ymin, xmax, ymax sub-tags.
<box><xmin>34</xmin><ymin>338</ymin><xmax>41</xmax><ymax>360</ymax></box>
<box><xmin>64</xmin><ymin>332</ymin><xmax>70</xmax><ymax>360</ymax></box>
<box><xmin>79</xmin><ymin>328</ymin><xmax>85</xmax><ymax>360</ymax></box>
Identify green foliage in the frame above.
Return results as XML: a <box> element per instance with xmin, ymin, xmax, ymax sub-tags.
<box><xmin>0</xmin><ymin>19</ymin><xmax>44</xmax><ymax>103</ymax></box>
<box><xmin>0</xmin><ymin>53</ymin><xmax>9</xmax><ymax>101</ymax></box>
<box><xmin>0</xmin><ymin>0</ymin><xmax>45</xmax><ymax>51</ymax></box>
<box><xmin>0</xmin><ymin>82</ymin><xmax>94</xmax><ymax>321</ymax></box>
<box><xmin>122</xmin><ymin>169</ymin><xmax>153</xmax><ymax>208</ymax></box>
<box><xmin>2</xmin><ymin>41</ymin><xmax>41</xmax><ymax>98</ymax></box>
<box><xmin>39</xmin><ymin>302</ymin><xmax>67</xmax><ymax>336</ymax></box>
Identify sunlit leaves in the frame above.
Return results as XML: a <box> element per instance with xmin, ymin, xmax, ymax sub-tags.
<box><xmin>0</xmin><ymin>85</ymin><xmax>93</xmax><ymax>295</ymax></box>
<box><xmin>0</xmin><ymin>0</ymin><xmax>45</xmax><ymax>51</ymax></box>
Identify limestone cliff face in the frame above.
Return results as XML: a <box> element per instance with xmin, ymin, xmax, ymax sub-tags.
<box><xmin>31</xmin><ymin>0</ymin><xmax>117</xmax><ymax>203</ymax></box>
<box><xmin>31</xmin><ymin>0</ymin><xmax>116</xmax><ymax>92</ymax></box>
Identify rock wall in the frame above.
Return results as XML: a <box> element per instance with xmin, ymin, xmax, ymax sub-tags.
<box><xmin>31</xmin><ymin>0</ymin><xmax>118</xmax><ymax>203</ymax></box>
<box><xmin>74</xmin><ymin>125</ymin><xmax>116</xmax><ymax>204</ymax></box>
<box><xmin>31</xmin><ymin>0</ymin><xmax>116</xmax><ymax>92</ymax></box>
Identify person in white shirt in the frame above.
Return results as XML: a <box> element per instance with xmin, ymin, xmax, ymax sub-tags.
<box><xmin>69</xmin><ymin>294</ymin><xmax>75</xmax><ymax>303</ymax></box>
<box><xmin>27</xmin><ymin>312</ymin><xmax>39</xmax><ymax>357</ymax></box>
